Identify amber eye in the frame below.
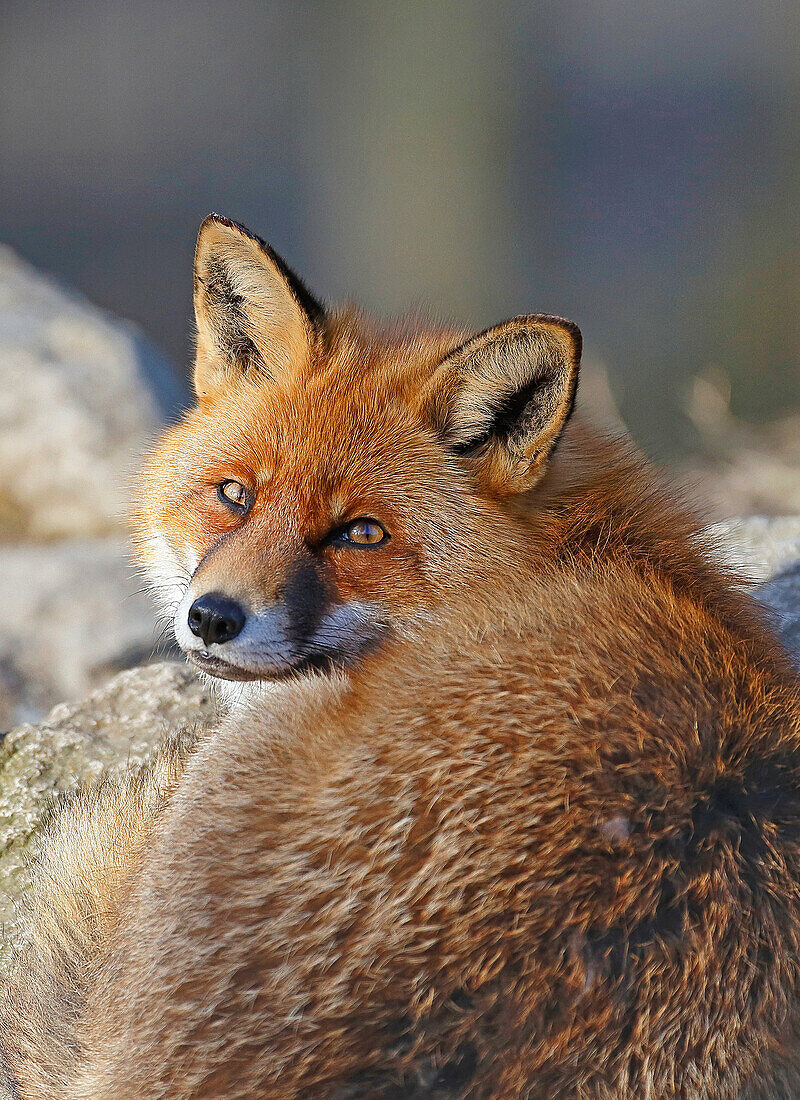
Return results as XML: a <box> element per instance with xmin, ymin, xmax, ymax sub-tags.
<box><xmin>217</xmin><ymin>479</ymin><xmax>251</xmax><ymax>513</ymax></box>
<box><xmin>338</xmin><ymin>518</ymin><xmax>388</xmax><ymax>547</ymax></box>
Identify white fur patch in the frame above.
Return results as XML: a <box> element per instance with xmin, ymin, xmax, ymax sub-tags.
<box><xmin>140</xmin><ymin>532</ymin><xmax>192</xmax><ymax>617</ymax></box>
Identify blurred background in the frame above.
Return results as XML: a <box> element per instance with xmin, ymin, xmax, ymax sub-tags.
<box><xmin>2</xmin><ymin>0</ymin><xmax>799</xmax><ymax>481</ymax></box>
<box><xmin>1</xmin><ymin>0</ymin><xmax>799</xmax><ymax>725</ymax></box>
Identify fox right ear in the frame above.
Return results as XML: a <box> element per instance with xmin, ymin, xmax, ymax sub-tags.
<box><xmin>192</xmin><ymin>215</ymin><xmax>324</xmax><ymax>402</ymax></box>
<box><xmin>429</xmin><ymin>314</ymin><xmax>581</xmax><ymax>495</ymax></box>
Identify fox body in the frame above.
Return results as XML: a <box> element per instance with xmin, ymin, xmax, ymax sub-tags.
<box><xmin>3</xmin><ymin>216</ymin><xmax>800</xmax><ymax>1099</ymax></box>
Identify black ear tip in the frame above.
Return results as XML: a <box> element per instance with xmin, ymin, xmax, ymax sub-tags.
<box><xmin>198</xmin><ymin>213</ymin><xmax>266</xmax><ymax>250</ymax></box>
<box><xmin>199</xmin><ymin>212</ymin><xmax>235</xmax><ymax>233</ymax></box>
<box><xmin>194</xmin><ymin>215</ymin><xmax>325</xmax><ymax>330</ymax></box>
<box><xmin>533</xmin><ymin>314</ymin><xmax>582</xmax><ymax>364</ymax></box>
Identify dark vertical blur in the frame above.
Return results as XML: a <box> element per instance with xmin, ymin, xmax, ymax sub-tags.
<box><xmin>1</xmin><ymin>0</ymin><xmax>797</xmax><ymax>459</ymax></box>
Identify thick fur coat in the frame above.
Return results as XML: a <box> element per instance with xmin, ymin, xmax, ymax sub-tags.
<box><xmin>3</xmin><ymin>217</ymin><xmax>800</xmax><ymax>1099</ymax></box>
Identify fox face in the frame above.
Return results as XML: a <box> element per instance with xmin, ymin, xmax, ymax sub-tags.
<box><xmin>135</xmin><ymin>215</ymin><xmax>581</xmax><ymax>691</ymax></box>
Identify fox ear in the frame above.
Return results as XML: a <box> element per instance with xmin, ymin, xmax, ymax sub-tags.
<box><xmin>192</xmin><ymin>214</ymin><xmax>324</xmax><ymax>402</ymax></box>
<box><xmin>431</xmin><ymin>315</ymin><xmax>581</xmax><ymax>494</ymax></box>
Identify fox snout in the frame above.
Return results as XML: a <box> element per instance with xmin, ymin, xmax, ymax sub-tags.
<box><xmin>174</xmin><ymin>558</ymin><xmax>389</xmax><ymax>685</ymax></box>
<box><xmin>187</xmin><ymin>593</ymin><xmax>246</xmax><ymax>647</ymax></box>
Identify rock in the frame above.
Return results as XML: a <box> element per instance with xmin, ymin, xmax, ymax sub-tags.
<box><xmin>0</xmin><ymin>249</ymin><xmax>187</xmax><ymax>730</ymax></box>
<box><xmin>711</xmin><ymin>515</ymin><xmax>800</xmax><ymax>671</ymax></box>
<box><xmin>0</xmin><ymin>538</ymin><xmax>175</xmax><ymax>729</ymax></box>
<box><xmin>759</xmin><ymin>563</ymin><xmax>800</xmax><ymax>672</ymax></box>
<box><xmin>711</xmin><ymin>516</ymin><xmax>800</xmax><ymax>583</ymax></box>
<box><xmin>0</xmin><ymin>662</ymin><xmax>217</xmax><ymax>972</ymax></box>
<box><xmin>0</xmin><ymin>245</ymin><xmax>187</xmax><ymax>541</ymax></box>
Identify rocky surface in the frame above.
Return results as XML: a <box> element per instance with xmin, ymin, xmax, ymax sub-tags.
<box><xmin>713</xmin><ymin>516</ymin><xmax>800</xmax><ymax>670</ymax></box>
<box><xmin>0</xmin><ymin>246</ymin><xmax>186</xmax><ymax>728</ymax></box>
<box><xmin>712</xmin><ymin>516</ymin><xmax>800</xmax><ymax>583</ymax></box>
<box><xmin>758</xmin><ymin>561</ymin><xmax>800</xmax><ymax>672</ymax></box>
<box><xmin>0</xmin><ymin>662</ymin><xmax>217</xmax><ymax>972</ymax></box>
<box><xmin>683</xmin><ymin>372</ymin><xmax>800</xmax><ymax>518</ymax></box>
<box><xmin>0</xmin><ymin>245</ymin><xmax>187</xmax><ymax>541</ymax></box>
<box><xmin>0</xmin><ymin>537</ymin><xmax>176</xmax><ymax>729</ymax></box>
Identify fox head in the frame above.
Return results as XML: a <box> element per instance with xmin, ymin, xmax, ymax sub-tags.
<box><xmin>135</xmin><ymin>215</ymin><xmax>581</xmax><ymax>694</ymax></box>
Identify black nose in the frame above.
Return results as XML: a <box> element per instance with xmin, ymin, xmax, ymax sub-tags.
<box><xmin>187</xmin><ymin>593</ymin><xmax>246</xmax><ymax>647</ymax></box>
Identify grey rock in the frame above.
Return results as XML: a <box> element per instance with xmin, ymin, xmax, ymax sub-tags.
<box><xmin>0</xmin><ymin>537</ymin><xmax>174</xmax><ymax>729</ymax></box>
<box><xmin>0</xmin><ymin>662</ymin><xmax>217</xmax><ymax>972</ymax></box>
<box><xmin>0</xmin><ymin>245</ymin><xmax>187</xmax><ymax>542</ymax></box>
<box><xmin>759</xmin><ymin>563</ymin><xmax>800</xmax><ymax>672</ymax></box>
<box><xmin>712</xmin><ymin>515</ymin><xmax>800</xmax><ymax>671</ymax></box>
<box><xmin>710</xmin><ymin>515</ymin><xmax>800</xmax><ymax>584</ymax></box>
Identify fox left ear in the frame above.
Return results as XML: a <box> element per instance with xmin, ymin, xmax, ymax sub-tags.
<box><xmin>430</xmin><ymin>315</ymin><xmax>581</xmax><ymax>494</ymax></box>
<box><xmin>192</xmin><ymin>214</ymin><xmax>324</xmax><ymax>402</ymax></box>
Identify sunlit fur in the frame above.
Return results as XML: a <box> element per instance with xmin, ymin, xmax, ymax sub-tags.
<box><xmin>3</xmin><ymin>219</ymin><xmax>800</xmax><ymax>1099</ymax></box>
<box><xmin>133</xmin><ymin>286</ymin><xmax>581</xmax><ymax>699</ymax></box>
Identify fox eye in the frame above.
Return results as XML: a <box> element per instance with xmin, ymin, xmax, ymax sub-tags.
<box><xmin>217</xmin><ymin>479</ymin><xmax>251</xmax><ymax>513</ymax></box>
<box><xmin>336</xmin><ymin>518</ymin><xmax>389</xmax><ymax>547</ymax></box>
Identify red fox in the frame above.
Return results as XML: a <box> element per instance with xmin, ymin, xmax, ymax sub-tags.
<box><xmin>3</xmin><ymin>214</ymin><xmax>800</xmax><ymax>1099</ymax></box>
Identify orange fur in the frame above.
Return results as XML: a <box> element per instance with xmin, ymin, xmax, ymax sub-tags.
<box><xmin>3</xmin><ymin>217</ymin><xmax>800</xmax><ymax>1099</ymax></box>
